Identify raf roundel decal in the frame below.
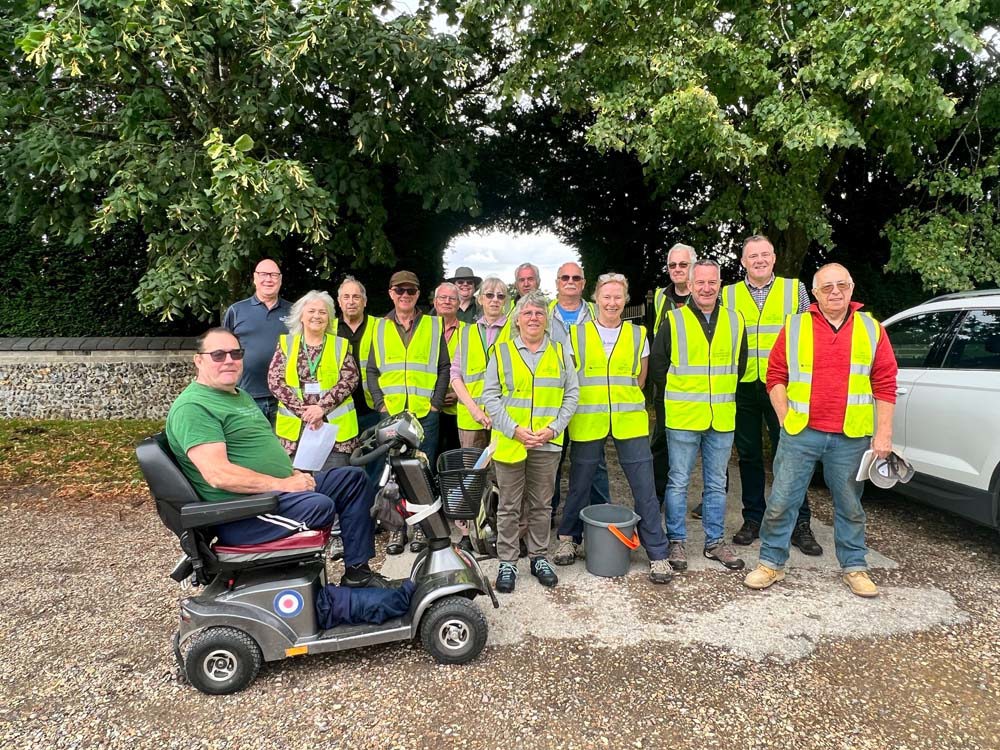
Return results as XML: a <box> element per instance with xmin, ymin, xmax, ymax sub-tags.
<box><xmin>273</xmin><ymin>590</ymin><xmax>304</xmax><ymax>618</ymax></box>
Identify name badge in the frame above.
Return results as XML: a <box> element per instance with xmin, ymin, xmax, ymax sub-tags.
<box><xmin>304</xmin><ymin>382</ymin><xmax>322</xmax><ymax>395</ymax></box>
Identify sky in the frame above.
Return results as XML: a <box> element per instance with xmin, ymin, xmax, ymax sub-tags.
<box><xmin>443</xmin><ymin>230</ymin><xmax>581</xmax><ymax>297</ymax></box>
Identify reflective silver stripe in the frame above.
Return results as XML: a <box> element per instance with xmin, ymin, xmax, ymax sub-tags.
<box><xmin>374</xmin><ymin>319</ymin><xmax>387</xmax><ymax>367</ymax></box>
<box><xmin>533</xmin><ymin>406</ymin><xmax>561</xmax><ymax>417</ymax></box>
<box><xmin>328</xmin><ymin>402</ymin><xmax>354</xmax><ymax>419</ymax></box>
<box><xmin>727</xmin><ymin>309</ymin><xmax>739</xmax><ymax>365</ymax></box>
<box><xmin>574</xmin><ymin>404</ymin><xmax>609</xmax><ymax>414</ymax></box>
<box><xmin>578</xmin><ymin>375</ymin><xmax>608</xmax><ymax>386</ymax></box>
<box><xmin>665</xmin><ymin>391</ymin><xmax>711</xmax><ymax>402</ymax></box>
<box><xmin>277</xmin><ymin>406</ymin><xmax>297</xmax><ymax>418</ymax></box>
<box><xmin>850</xmin><ymin>364</ymin><xmax>871</xmax><ymax>376</ymax></box>
<box><xmin>856</xmin><ymin>313</ymin><xmax>879</xmax><ymax>361</ymax></box>
<box><xmin>631</xmin><ymin>322</ymin><xmax>643</xmax><ymax>376</ymax></box>
<box><xmin>499</xmin><ymin>344</ymin><xmax>515</xmax><ymax>393</ymax></box>
<box><xmin>672</xmin><ymin>364</ymin><xmax>710</xmax><ymax>376</ymax></box>
<box><xmin>427</xmin><ymin>316</ymin><xmax>442</xmax><ymax>371</ymax></box>
<box><xmin>789</xmin><ymin>373</ymin><xmax>812</xmax><ymax>384</ymax></box>
<box><xmin>606</xmin><ymin>376</ymin><xmax>638</xmax><ymax>387</ymax></box>
<box><xmin>787</xmin><ymin>315</ymin><xmax>804</xmax><ymax>381</ymax></box>
<box><xmin>710</xmin><ymin>393</ymin><xmax>736</xmax><ymax>404</ymax></box>
<box><xmin>611</xmin><ymin>402</ymin><xmax>646</xmax><ymax>413</ymax></box>
<box><xmin>670</xmin><ymin>309</ymin><xmax>688</xmax><ymax>365</ymax></box>
<box><xmin>503</xmin><ymin>397</ymin><xmax>533</xmax><ymax>408</ymax></box>
<box><xmin>381</xmin><ymin>385</ymin><xmax>409</xmax><ymax>395</ymax></box>
<box><xmin>756</xmin><ymin>324</ymin><xmax>784</xmax><ymax>334</ymax></box>
<box><xmin>378</xmin><ymin>362</ymin><xmax>407</xmax><ymax>373</ymax></box>
<box><xmin>407</xmin><ymin>386</ymin><xmax>435</xmax><ymax>397</ymax></box>
<box><xmin>534</xmin><ymin>377</ymin><xmax>564</xmax><ymax>388</ymax></box>
<box><xmin>574</xmin><ymin>323</ymin><xmax>588</xmax><ymax>370</ymax></box>
<box><xmin>847</xmin><ymin>394</ymin><xmax>873</xmax><ymax>406</ymax></box>
<box><xmin>788</xmin><ymin>399</ymin><xmax>810</xmax><ymax>413</ymax></box>
<box><xmin>464</xmin><ymin>372</ymin><xmax>486</xmax><ymax>383</ymax></box>
<box><xmin>710</xmin><ymin>365</ymin><xmax>738</xmax><ymax>376</ymax></box>
<box><xmin>783</xmin><ymin>277</ymin><xmax>796</xmax><ymax>312</ymax></box>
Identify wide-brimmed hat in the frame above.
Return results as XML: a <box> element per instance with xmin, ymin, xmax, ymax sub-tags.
<box><xmin>447</xmin><ymin>266</ymin><xmax>482</xmax><ymax>285</ymax></box>
<box><xmin>868</xmin><ymin>452</ymin><xmax>916</xmax><ymax>489</ymax></box>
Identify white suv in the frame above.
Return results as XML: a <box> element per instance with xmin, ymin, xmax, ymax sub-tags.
<box><xmin>881</xmin><ymin>290</ymin><xmax>1000</xmax><ymax>531</ymax></box>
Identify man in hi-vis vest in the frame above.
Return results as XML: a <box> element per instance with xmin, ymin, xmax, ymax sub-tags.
<box><xmin>745</xmin><ymin>264</ymin><xmax>897</xmax><ymax>598</ymax></box>
<box><xmin>367</xmin><ymin>270</ymin><xmax>450</xmax><ymax>555</ymax></box>
<box><xmin>721</xmin><ymin>234</ymin><xmax>821</xmax><ymax>556</ymax></box>
<box><xmin>649</xmin><ymin>259</ymin><xmax>748</xmax><ymax>573</ymax></box>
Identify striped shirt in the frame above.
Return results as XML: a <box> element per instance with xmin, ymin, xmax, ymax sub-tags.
<box><xmin>744</xmin><ymin>275</ymin><xmax>811</xmax><ymax>314</ymax></box>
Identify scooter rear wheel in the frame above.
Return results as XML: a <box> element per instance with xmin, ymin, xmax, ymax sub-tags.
<box><xmin>184</xmin><ymin>626</ymin><xmax>263</xmax><ymax>695</ymax></box>
<box><xmin>419</xmin><ymin>596</ymin><xmax>488</xmax><ymax>665</ymax></box>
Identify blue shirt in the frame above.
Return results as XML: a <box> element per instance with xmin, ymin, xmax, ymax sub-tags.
<box><xmin>222</xmin><ymin>294</ymin><xmax>292</xmax><ymax>398</ymax></box>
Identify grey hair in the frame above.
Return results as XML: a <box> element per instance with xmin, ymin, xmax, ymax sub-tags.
<box><xmin>434</xmin><ymin>281</ymin><xmax>460</xmax><ymax>298</ymax></box>
<box><xmin>593</xmin><ymin>272</ymin><xmax>630</xmax><ymax>303</ymax></box>
<box><xmin>667</xmin><ymin>243</ymin><xmax>697</xmax><ymax>265</ymax></box>
<box><xmin>688</xmin><ymin>258</ymin><xmax>721</xmax><ymax>283</ymax></box>
<box><xmin>337</xmin><ymin>275</ymin><xmax>367</xmax><ymax>303</ymax></box>
<box><xmin>812</xmin><ymin>263</ymin><xmax>854</xmax><ymax>289</ymax></box>
<box><xmin>284</xmin><ymin>290</ymin><xmax>336</xmax><ymax>337</ymax></box>
<box><xmin>741</xmin><ymin>234</ymin><xmax>774</xmax><ymax>255</ymax></box>
<box><xmin>476</xmin><ymin>276</ymin><xmax>507</xmax><ymax>301</ymax></box>
<box><xmin>514</xmin><ymin>262</ymin><xmax>540</xmax><ymax>282</ymax></box>
<box><xmin>512</xmin><ymin>290</ymin><xmax>550</xmax><ymax>334</ymax></box>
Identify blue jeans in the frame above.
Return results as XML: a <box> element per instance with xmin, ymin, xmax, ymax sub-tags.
<box><xmin>665</xmin><ymin>428</ymin><xmax>734</xmax><ymax>546</ymax></box>
<box><xmin>759</xmin><ymin>427</ymin><xmax>869</xmax><ymax>572</ymax></box>
<box><xmin>419</xmin><ymin>410</ymin><xmax>440</xmax><ymax>472</ymax></box>
<box><xmin>551</xmin><ymin>430</ymin><xmax>610</xmax><ymax>514</ymax></box>
<box><xmin>560</xmin><ymin>436</ymin><xmax>667</xmax><ymax>560</ymax></box>
<box><xmin>253</xmin><ymin>396</ymin><xmax>277</xmax><ymax>426</ymax></box>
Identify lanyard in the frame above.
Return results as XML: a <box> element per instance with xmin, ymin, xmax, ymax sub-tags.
<box><xmin>306</xmin><ymin>341</ymin><xmax>324</xmax><ymax>379</ymax></box>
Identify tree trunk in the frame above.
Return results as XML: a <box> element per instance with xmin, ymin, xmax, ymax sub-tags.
<box><xmin>771</xmin><ymin>223</ymin><xmax>811</xmax><ymax>282</ymax></box>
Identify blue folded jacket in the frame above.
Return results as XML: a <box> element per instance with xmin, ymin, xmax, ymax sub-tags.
<box><xmin>316</xmin><ymin>580</ymin><xmax>417</xmax><ymax>630</ymax></box>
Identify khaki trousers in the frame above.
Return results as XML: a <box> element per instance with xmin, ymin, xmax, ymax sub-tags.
<box><xmin>494</xmin><ymin>450</ymin><xmax>560</xmax><ymax>563</ymax></box>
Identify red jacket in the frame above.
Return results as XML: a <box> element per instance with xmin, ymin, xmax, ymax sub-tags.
<box><xmin>766</xmin><ymin>302</ymin><xmax>898</xmax><ymax>434</ymax></box>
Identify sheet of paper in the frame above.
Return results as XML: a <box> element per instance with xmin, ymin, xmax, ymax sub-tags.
<box><xmin>472</xmin><ymin>441</ymin><xmax>496</xmax><ymax>470</ymax></box>
<box><xmin>292</xmin><ymin>421</ymin><xmax>338</xmax><ymax>471</ymax></box>
<box><xmin>855</xmin><ymin>448</ymin><xmax>876</xmax><ymax>482</ymax></box>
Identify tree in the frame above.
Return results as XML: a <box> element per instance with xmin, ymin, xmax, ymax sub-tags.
<box><xmin>2</xmin><ymin>0</ymin><xmax>485</xmax><ymax>319</ymax></box>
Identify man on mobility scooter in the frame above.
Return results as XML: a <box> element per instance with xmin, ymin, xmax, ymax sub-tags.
<box><xmin>166</xmin><ymin>327</ymin><xmax>388</xmax><ymax>588</ymax></box>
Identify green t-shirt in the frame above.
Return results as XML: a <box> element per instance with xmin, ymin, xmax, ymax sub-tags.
<box><xmin>166</xmin><ymin>382</ymin><xmax>293</xmax><ymax>502</ymax></box>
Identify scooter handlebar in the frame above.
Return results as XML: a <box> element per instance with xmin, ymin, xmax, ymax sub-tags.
<box><xmin>349</xmin><ymin>441</ymin><xmax>391</xmax><ymax>467</ymax></box>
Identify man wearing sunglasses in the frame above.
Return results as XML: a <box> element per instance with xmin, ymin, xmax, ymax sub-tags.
<box><xmin>445</xmin><ymin>266</ymin><xmax>482</xmax><ymax>324</ymax></box>
<box><xmin>720</xmin><ymin>235</ymin><xmax>820</xmax><ymax>556</ymax></box>
<box><xmin>367</xmin><ymin>271</ymin><xmax>451</xmax><ymax>556</ymax></box>
<box><xmin>166</xmin><ymin>328</ymin><xmax>389</xmax><ymax>588</ymax></box>
<box><xmin>222</xmin><ymin>259</ymin><xmax>291</xmax><ymax>424</ymax></box>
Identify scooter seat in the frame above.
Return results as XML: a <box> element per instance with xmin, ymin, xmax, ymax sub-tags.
<box><xmin>212</xmin><ymin>529</ymin><xmax>330</xmax><ymax>563</ymax></box>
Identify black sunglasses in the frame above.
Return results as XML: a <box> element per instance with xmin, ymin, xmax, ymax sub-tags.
<box><xmin>391</xmin><ymin>286</ymin><xmax>419</xmax><ymax>296</ymax></box>
<box><xmin>200</xmin><ymin>349</ymin><xmax>245</xmax><ymax>362</ymax></box>
<box><xmin>559</xmin><ymin>274</ymin><xmax>583</xmax><ymax>282</ymax></box>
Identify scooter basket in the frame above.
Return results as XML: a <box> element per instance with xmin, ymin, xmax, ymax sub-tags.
<box><xmin>436</xmin><ymin>448</ymin><xmax>489</xmax><ymax>520</ymax></box>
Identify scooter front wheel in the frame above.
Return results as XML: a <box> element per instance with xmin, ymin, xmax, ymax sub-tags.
<box><xmin>419</xmin><ymin>596</ymin><xmax>488</xmax><ymax>665</ymax></box>
<box><xmin>184</xmin><ymin>626</ymin><xmax>263</xmax><ymax>695</ymax></box>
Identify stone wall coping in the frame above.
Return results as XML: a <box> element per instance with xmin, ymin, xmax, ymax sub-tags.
<box><xmin>0</xmin><ymin>337</ymin><xmax>198</xmax><ymax>352</ymax></box>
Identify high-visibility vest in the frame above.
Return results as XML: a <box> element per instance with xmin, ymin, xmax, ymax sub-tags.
<box><xmin>372</xmin><ymin>315</ymin><xmax>442</xmax><ymax>418</ymax></box>
<box><xmin>569</xmin><ymin>321</ymin><xmax>648</xmax><ymax>441</ymax></box>
<box><xmin>664</xmin><ymin>305</ymin><xmax>744</xmax><ymax>432</ymax></box>
<box><xmin>441</xmin><ymin>321</ymin><xmax>464</xmax><ymax>416</ymax></box>
<box><xmin>354</xmin><ymin>315</ymin><xmax>376</xmax><ymax>409</ymax></box>
<box><xmin>721</xmin><ymin>277</ymin><xmax>800</xmax><ymax>383</ymax></box>
<box><xmin>653</xmin><ymin>287</ymin><xmax>689</xmax><ymax>336</ymax></box>
<box><xmin>783</xmin><ymin>311</ymin><xmax>881</xmax><ymax>438</ymax></box>
<box><xmin>275</xmin><ymin>334</ymin><xmax>359</xmax><ymax>443</ymax></box>
<box><xmin>456</xmin><ymin>317</ymin><xmax>513</xmax><ymax>430</ymax></box>
<box><xmin>493</xmin><ymin>339</ymin><xmax>567</xmax><ymax>463</ymax></box>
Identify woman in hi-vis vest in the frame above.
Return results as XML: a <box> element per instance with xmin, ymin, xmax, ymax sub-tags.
<box><xmin>268</xmin><ymin>291</ymin><xmax>361</xmax><ymax>471</ymax></box>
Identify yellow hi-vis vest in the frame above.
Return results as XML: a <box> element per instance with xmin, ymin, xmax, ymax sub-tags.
<box><xmin>441</xmin><ymin>321</ymin><xmax>464</xmax><ymax>416</ymax></box>
<box><xmin>783</xmin><ymin>311</ymin><xmax>881</xmax><ymax>438</ymax></box>
<box><xmin>569</xmin><ymin>321</ymin><xmax>649</xmax><ymax>441</ymax></box>
<box><xmin>354</xmin><ymin>315</ymin><xmax>376</xmax><ymax>409</ymax></box>
<box><xmin>665</xmin><ymin>305</ymin><xmax>744</xmax><ymax>432</ymax></box>
<box><xmin>372</xmin><ymin>314</ymin><xmax>442</xmax><ymax>418</ymax></box>
<box><xmin>456</xmin><ymin>317</ymin><xmax>513</xmax><ymax>430</ymax></box>
<box><xmin>653</xmin><ymin>287</ymin><xmax>689</xmax><ymax>336</ymax></box>
<box><xmin>493</xmin><ymin>339</ymin><xmax>567</xmax><ymax>463</ymax></box>
<box><xmin>275</xmin><ymin>334</ymin><xmax>359</xmax><ymax>443</ymax></box>
<box><xmin>721</xmin><ymin>277</ymin><xmax>800</xmax><ymax>383</ymax></box>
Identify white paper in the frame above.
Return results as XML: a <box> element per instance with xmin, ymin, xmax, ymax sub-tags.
<box><xmin>855</xmin><ymin>449</ymin><xmax>876</xmax><ymax>482</ymax></box>
<box><xmin>472</xmin><ymin>442</ymin><xmax>496</xmax><ymax>470</ymax></box>
<box><xmin>292</xmin><ymin>421</ymin><xmax>339</xmax><ymax>471</ymax></box>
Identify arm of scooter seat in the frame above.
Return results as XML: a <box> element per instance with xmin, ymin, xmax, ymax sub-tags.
<box><xmin>179</xmin><ymin>494</ymin><xmax>280</xmax><ymax>529</ymax></box>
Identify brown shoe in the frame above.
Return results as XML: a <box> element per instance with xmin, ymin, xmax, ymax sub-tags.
<box><xmin>843</xmin><ymin>571</ymin><xmax>879</xmax><ymax>598</ymax></box>
<box><xmin>744</xmin><ymin>564</ymin><xmax>785</xmax><ymax>590</ymax></box>
<box><xmin>704</xmin><ymin>542</ymin><xmax>746</xmax><ymax>570</ymax></box>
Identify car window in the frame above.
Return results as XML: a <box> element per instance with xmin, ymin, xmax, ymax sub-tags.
<box><xmin>942</xmin><ymin>309</ymin><xmax>1000</xmax><ymax>370</ymax></box>
<box><xmin>884</xmin><ymin>311</ymin><xmax>960</xmax><ymax>368</ymax></box>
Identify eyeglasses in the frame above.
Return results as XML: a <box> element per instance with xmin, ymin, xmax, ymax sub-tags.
<box><xmin>667</xmin><ymin>261</ymin><xmax>690</xmax><ymax>269</ymax></box>
<box><xmin>815</xmin><ymin>280</ymin><xmax>853</xmax><ymax>295</ymax></box>
<box><xmin>199</xmin><ymin>349</ymin><xmax>245</xmax><ymax>362</ymax></box>
<box><xmin>483</xmin><ymin>292</ymin><xmax>506</xmax><ymax>300</ymax></box>
<box><xmin>254</xmin><ymin>271</ymin><xmax>281</xmax><ymax>279</ymax></box>
<box><xmin>559</xmin><ymin>275</ymin><xmax>583</xmax><ymax>282</ymax></box>
<box><xmin>391</xmin><ymin>286</ymin><xmax>419</xmax><ymax>296</ymax></box>
<box><xmin>435</xmin><ymin>295</ymin><xmax>459</xmax><ymax>303</ymax></box>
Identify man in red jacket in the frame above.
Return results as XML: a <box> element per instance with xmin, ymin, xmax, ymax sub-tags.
<box><xmin>744</xmin><ymin>263</ymin><xmax>898</xmax><ymax>597</ymax></box>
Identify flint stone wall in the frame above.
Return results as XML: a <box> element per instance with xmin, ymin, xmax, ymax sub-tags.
<box><xmin>0</xmin><ymin>338</ymin><xmax>199</xmax><ymax>420</ymax></box>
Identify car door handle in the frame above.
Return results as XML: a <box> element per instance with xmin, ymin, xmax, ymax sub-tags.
<box><xmin>896</xmin><ymin>387</ymin><xmax>908</xmax><ymax>395</ymax></box>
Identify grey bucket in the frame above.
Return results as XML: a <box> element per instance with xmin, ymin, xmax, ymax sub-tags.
<box><xmin>579</xmin><ymin>504</ymin><xmax>641</xmax><ymax>577</ymax></box>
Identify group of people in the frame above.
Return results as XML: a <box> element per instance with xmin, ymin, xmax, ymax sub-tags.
<box><xmin>165</xmin><ymin>234</ymin><xmax>898</xmax><ymax>600</ymax></box>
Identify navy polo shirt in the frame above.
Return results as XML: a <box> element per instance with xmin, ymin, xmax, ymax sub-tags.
<box><xmin>222</xmin><ymin>294</ymin><xmax>292</xmax><ymax>398</ymax></box>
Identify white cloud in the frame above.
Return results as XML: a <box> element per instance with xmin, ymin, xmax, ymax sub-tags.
<box><xmin>445</xmin><ymin>230</ymin><xmax>581</xmax><ymax>297</ymax></box>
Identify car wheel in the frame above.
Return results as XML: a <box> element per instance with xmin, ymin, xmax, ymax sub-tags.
<box><xmin>184</xmin><ymin>627</ymin><xmax>263</xmax><ymax>695</ymax></box>
<box><xmin>419</xmin><ymin>596</ymin><xmax>488</xmax><ymax>665</ymax></box>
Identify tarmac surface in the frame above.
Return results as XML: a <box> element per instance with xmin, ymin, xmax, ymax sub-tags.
<box><xmin>1</xmin><ymin>448</ymin><xmax>998</xmax><ymax>750</ymax></box>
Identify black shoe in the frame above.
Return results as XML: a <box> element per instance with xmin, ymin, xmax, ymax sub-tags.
<box><xmin>791</xmin><ymin>523</ymin><xmax>823</xmax><ymax>556</ymax></box>
<box><xmin>457</xmin><ymin>536</ymin><xmax>473</xmax><ymax>553</ymax></box>
<box><xmin>691</xmin><ymin>502</ymin><xmax>703</xmax><ymax>519</ymax></box>
<box><xmin>732</xmin><ymin>520</ymin><xmax>760</xmax><ymax>546</ymax></box>
<box><xmin>340</xmin><ymin>569</ymin><xmax>394</xmax><ymax>589</ymax></box>
<box><xmin>519</xmin><ymin>538</ymin><xmax>528</xmax><ymax>559</ymax></box>
<box><xmin>529</xmin><ymin>557</ymin><xmax>559</xmax><ymax>588</ymax></box>
<box><xmin>386</xmin><ymin>529</ymin><xmax>406</xmax><ymax>556</ymax></box>
<box><xmin>495</xmin><ymin>562</ymin><xmax>517</xmax><ymax>593</ymax></box>
<box><xmin>409</xmin><ymin>528</ymin><xmax>427</xmax><ymax>553</ymax></box>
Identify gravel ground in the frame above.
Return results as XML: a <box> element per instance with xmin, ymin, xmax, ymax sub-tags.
<box><xmin>1</xmin><ymin>451</ymin><xmax>998</xmax><ymax>750</ymax></box>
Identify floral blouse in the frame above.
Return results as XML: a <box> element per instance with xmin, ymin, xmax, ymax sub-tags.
<box><xmin>267</xmin><ymin>340</ymin><xmax>361</xmax><ymax>456</ymax></box>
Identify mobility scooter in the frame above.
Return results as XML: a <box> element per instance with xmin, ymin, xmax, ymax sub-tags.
<box><xmin>137</xmin><ymin>412</ymin><xmax>498</xmax><ymax>695</ymax></box>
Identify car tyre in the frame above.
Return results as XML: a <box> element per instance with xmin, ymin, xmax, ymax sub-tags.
<box><xmin>419</xmin><ymin>596</ymin><xmax>488</xmax><ymax>665</ymax></box>
<box><xmin>184</xmin><ymin>627</ymin><xmax>263</xmax><ymax>695</ymax></box>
